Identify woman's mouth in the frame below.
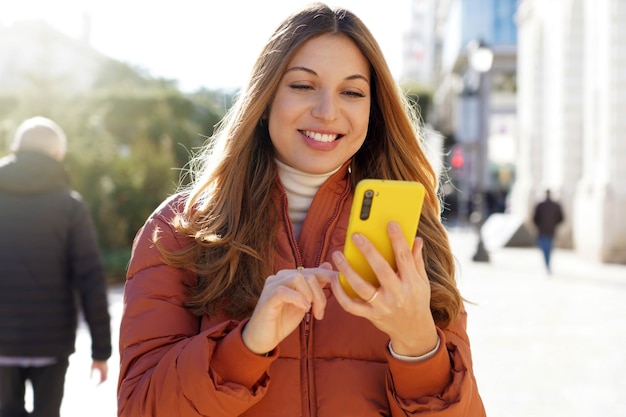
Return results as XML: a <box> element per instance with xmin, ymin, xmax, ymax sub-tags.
<box><xmin>301</xmin><ymin>130</ymin><xmax>341</xmax><ymax>143</ymax></box>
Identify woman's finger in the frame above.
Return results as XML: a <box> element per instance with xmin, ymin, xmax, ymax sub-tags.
<box><xmin>301</xmin><ymin>265</ymin><xmax>336</xmax><ymax>319</ymax></box>
<box><xmin>388</xmin><ymin>221</ymin><xmax>420</xmax><ymax>282</ymax></box>
<box><xmin>410</xmin><ymin>237</ymin><xmax>428</xmax><ymax>283</ymax></box>
<box><xmin>301</xmin><ymin>272</ymin><xmax>328</xmax><ymax>319</ymax></box>
<box><xmin>331</xmin><ymin>251</ymin><xmax>383</xmax><ymax>316</ymax></box>
<box><xmin>345</xmin><ymin>231</ymin><xmax>401</xmax><ymax>292</ymax></box>
<box><xmin>261</xmin><ymin>278</ymin><xmax>311</xmax><ymax>312</ymax></box>
<box><xmin>332</xmin><ymin>248</ymin><xmax>379</xmax><ymax>302</ymax></box>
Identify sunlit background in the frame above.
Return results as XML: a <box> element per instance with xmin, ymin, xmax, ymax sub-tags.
<box><xmin>2</xmin><ymin>0</ymin><xmax>411</xmax><ymax>91</ymax></box>
<box><xmin>2</xmin><ymin>1</ymin><xmax>625</xmax><ymax>416</ymax></box>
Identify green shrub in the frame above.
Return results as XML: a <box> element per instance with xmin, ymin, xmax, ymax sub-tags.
<box><xmin>103</xmin><ymin>248</ymin><xmax>132</xmax><ymax>284</ymax></box>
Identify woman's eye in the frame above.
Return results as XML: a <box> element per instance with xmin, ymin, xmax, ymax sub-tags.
<box><xmin>290</xmin><ymin>84</ymin><xmax>314</xmax><ymax>91</ymax></box>
<box><xmin>344</xmin><ymin>90</ymin><xmax>366</xmax><ymax>98</ymax></box>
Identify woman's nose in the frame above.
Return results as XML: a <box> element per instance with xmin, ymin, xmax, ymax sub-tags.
<box><xmin>311</xmin><ymin>92</ymin><xmax>338</xmax><ymax>121</ymax></box>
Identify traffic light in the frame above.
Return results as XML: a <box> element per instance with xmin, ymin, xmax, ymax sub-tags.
<box><xmin>451</xmin><ymin>145</ymin><xmax>464</xmax><ymax>169</ymax></box>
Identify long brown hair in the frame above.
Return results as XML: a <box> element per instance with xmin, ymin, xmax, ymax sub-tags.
<box><xmin>159</xmin><ymin>3</ymin><xmax>461</xmax><ymax>328</ymax></box>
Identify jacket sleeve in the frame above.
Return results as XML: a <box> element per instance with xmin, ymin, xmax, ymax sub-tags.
<box><xmin>68</xmin><ymin>192</ymin><xmax>112</xmax><ymax>361</ymax></box>
<box><xmin>117</xmin><ymin>199</ymin><xmax>277</xmax><ymax>417</ymax></box>
<box><xmin>386</xmin><ymin>305</ymin><xmax>486</xmax><ymax>416</ymax></box>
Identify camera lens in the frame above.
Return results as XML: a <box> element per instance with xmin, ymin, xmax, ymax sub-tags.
<box><xmin>360</xmin><ymin>189</ymin><xmax>374</xmax><ymax>220</ymax></box>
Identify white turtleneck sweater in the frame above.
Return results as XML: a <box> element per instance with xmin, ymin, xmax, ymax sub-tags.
<box><xmin>275</xmin><ymin>159</ymin><xmax>340</xmax><ymax>239</ymax></box>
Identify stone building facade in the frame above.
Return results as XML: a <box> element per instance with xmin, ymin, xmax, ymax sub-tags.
<box><xmin>510</xmin><ymin>0</ymin><xmax>626</xmax><ymax>263</ymax></box>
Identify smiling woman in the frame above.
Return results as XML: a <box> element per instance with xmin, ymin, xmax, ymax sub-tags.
<box><xmin>268</xmin><ymin>34</ymin><xmax>371</xmax><ymax>174</ymax></box>
<box><xmin>116</xmin><ymin>3</ymin><xmax>485</xmax><ymax>416</ymax></box>
<box><xmin>1</xmin><ymin>0</ymin><xmax>410</xmax><ymax>91</ymax></box>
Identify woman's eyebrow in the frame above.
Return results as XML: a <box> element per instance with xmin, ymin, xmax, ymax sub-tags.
<box><xmin>285</xmin><ymin>66</ymin><xmax>370</xmax><ymax>83</ymax></box>
<box><xmin>285</xmin><ymin>66</ymin><xmax>317</xmax><ymax>76</ymax></box>
<box><xmin>346</xmin><ymin>74</ymin><xmax>370</xmax><ymax>83</ymax></box>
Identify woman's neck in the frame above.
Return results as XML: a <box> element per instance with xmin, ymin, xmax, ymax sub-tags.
<box><xmin>275</xmin><ymin>159</ymin><xmax>340</xmax><ymax>239</ymax></box>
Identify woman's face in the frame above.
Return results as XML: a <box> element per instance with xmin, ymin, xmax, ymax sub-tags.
<box><xmin>268</xmin><ymin>34</ymin><xmax>371</xmax><ymax>174</ymax></box>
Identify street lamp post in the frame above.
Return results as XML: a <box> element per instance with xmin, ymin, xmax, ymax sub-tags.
<box><xmin>467</xmin><ymin>39</ymin><xmax>493</xmax><ymax>263</ymax></box>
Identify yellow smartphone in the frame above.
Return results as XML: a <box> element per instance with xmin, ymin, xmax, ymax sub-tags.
<box><xmin>339</xmin><ymin>179</ymin><xmax>426</xmax><ymax>299</ymax></box>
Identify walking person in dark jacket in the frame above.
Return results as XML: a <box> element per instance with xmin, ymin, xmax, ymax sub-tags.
<box><xmin>0</xmin><ymin>117</ymin><xmax>112</xmax><ymax>417</ymax></box>
<box><xmin>532</xmin><ymin>189</ymin><xmax>564</xmax><ymax>274</ymax></box>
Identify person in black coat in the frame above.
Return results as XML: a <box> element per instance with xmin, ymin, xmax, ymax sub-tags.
<box><xmin>0</xmin><ymin>117</ymin><xmax>112</xmax><ymax>417</ymax></box>
<box><xmin>532</xmin><ymin>189</ymin><xmax>564</xmax><ymax>274</ymax></box>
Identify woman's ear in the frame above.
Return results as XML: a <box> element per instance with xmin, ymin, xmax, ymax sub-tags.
<box><xmin>259</xmin><ymin>111</ymin><xmax>269</xmax><ymax>127</ymax></box>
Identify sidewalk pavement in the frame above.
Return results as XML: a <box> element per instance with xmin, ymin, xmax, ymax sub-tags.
<box><xmin>450</xmin><ymin>228</ymin><xmax>626</xmax><ymax>417</ymax></box>
<box><xmin>58</xmin><ymin>228</ymin><xmax>626</xmax><ymax>417</ymax></box>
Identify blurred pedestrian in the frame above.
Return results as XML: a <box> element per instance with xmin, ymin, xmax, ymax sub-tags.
<box><xmin>117</xmin><ymin>3</ymin><xmax>485</xmax><ymax>416</ymax></box>
<box><xmin>0</xmin><ymin>116</ymin><xmax>112</xmax><ymax>417</ymax></box>
<box><xmin>532</xmin><ymin>189</ymin><xmax>564</xmax><ymax>274</ymax></box>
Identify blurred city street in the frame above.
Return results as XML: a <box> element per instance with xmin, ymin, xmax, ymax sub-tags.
<box><xmin>59</xmin><ymin>228</ymin><xmax>626</xmax><ymax>417</ymax></box>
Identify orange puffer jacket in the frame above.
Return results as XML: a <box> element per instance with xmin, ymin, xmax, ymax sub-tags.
<box><xmin>117</xmin><ymin>166</ymin><xmax>485</xmax><ymax>417</ymax></box>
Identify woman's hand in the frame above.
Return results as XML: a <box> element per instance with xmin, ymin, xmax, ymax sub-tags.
<box><xmin>331</xmin><ymin>221</ymin><xmax>438</xmax><ymax>357</ymax></box>
<box><xmin>242</xmin><ymin>263</ymin><xmax>336</xmax><ymax>355</ymax></box>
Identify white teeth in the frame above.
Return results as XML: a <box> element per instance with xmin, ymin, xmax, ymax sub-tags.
<box><xmin>304</xmin><ymin>130</ymin><xmax>337</xmax><ymax>143</ymax></box>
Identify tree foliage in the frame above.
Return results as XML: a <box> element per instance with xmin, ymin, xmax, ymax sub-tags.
<box><xmin>0</xmin><ymin>59</ymin><xmax>231</xmax><ymax>280</ymax></box>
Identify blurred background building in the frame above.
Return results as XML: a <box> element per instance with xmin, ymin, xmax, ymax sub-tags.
<box><xmin>402</xmin><ymin>0</ymin><xmax>625</xmax><ymax>264</ymax></box>
<box><xmin>509</xmin><ymin>0</ymin><xmax>626</xmax><ymax>263</ymax></box>
<box><xmin>403</xmin><ymin>0</ymin><xmax>518</xmax><ymax>228</ymax></box>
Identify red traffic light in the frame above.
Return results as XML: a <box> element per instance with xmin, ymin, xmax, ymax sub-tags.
<box><xmin>451</xmin><ymin>145</ymin><xmax>464</xmax><ymax>168</ymax></box>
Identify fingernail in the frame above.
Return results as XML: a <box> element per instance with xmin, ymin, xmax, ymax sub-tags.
<box><xmin>319</xmin><ymin>262</ymin><xmax>330</xmax><ymax>270</ymax></box>
<box><xmin>332</xmin><ymin>251</ymin><xmax>344</xmax><ymax>264</ymax></box>
<box><xmin>388</xmin><ymin>221</ymin><xmax>400</xmax><ymax>232</ymax></box>
<box><xmin>352</xmin><ymin>233</ymin><xmax>364</xmax><ymax>245</ymax></box>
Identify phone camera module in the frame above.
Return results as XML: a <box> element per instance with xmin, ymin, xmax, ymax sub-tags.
<box><xmin>360</xmin><ymin>189</ymin><xmax>374</xmax><ymax>220</ymax></box>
